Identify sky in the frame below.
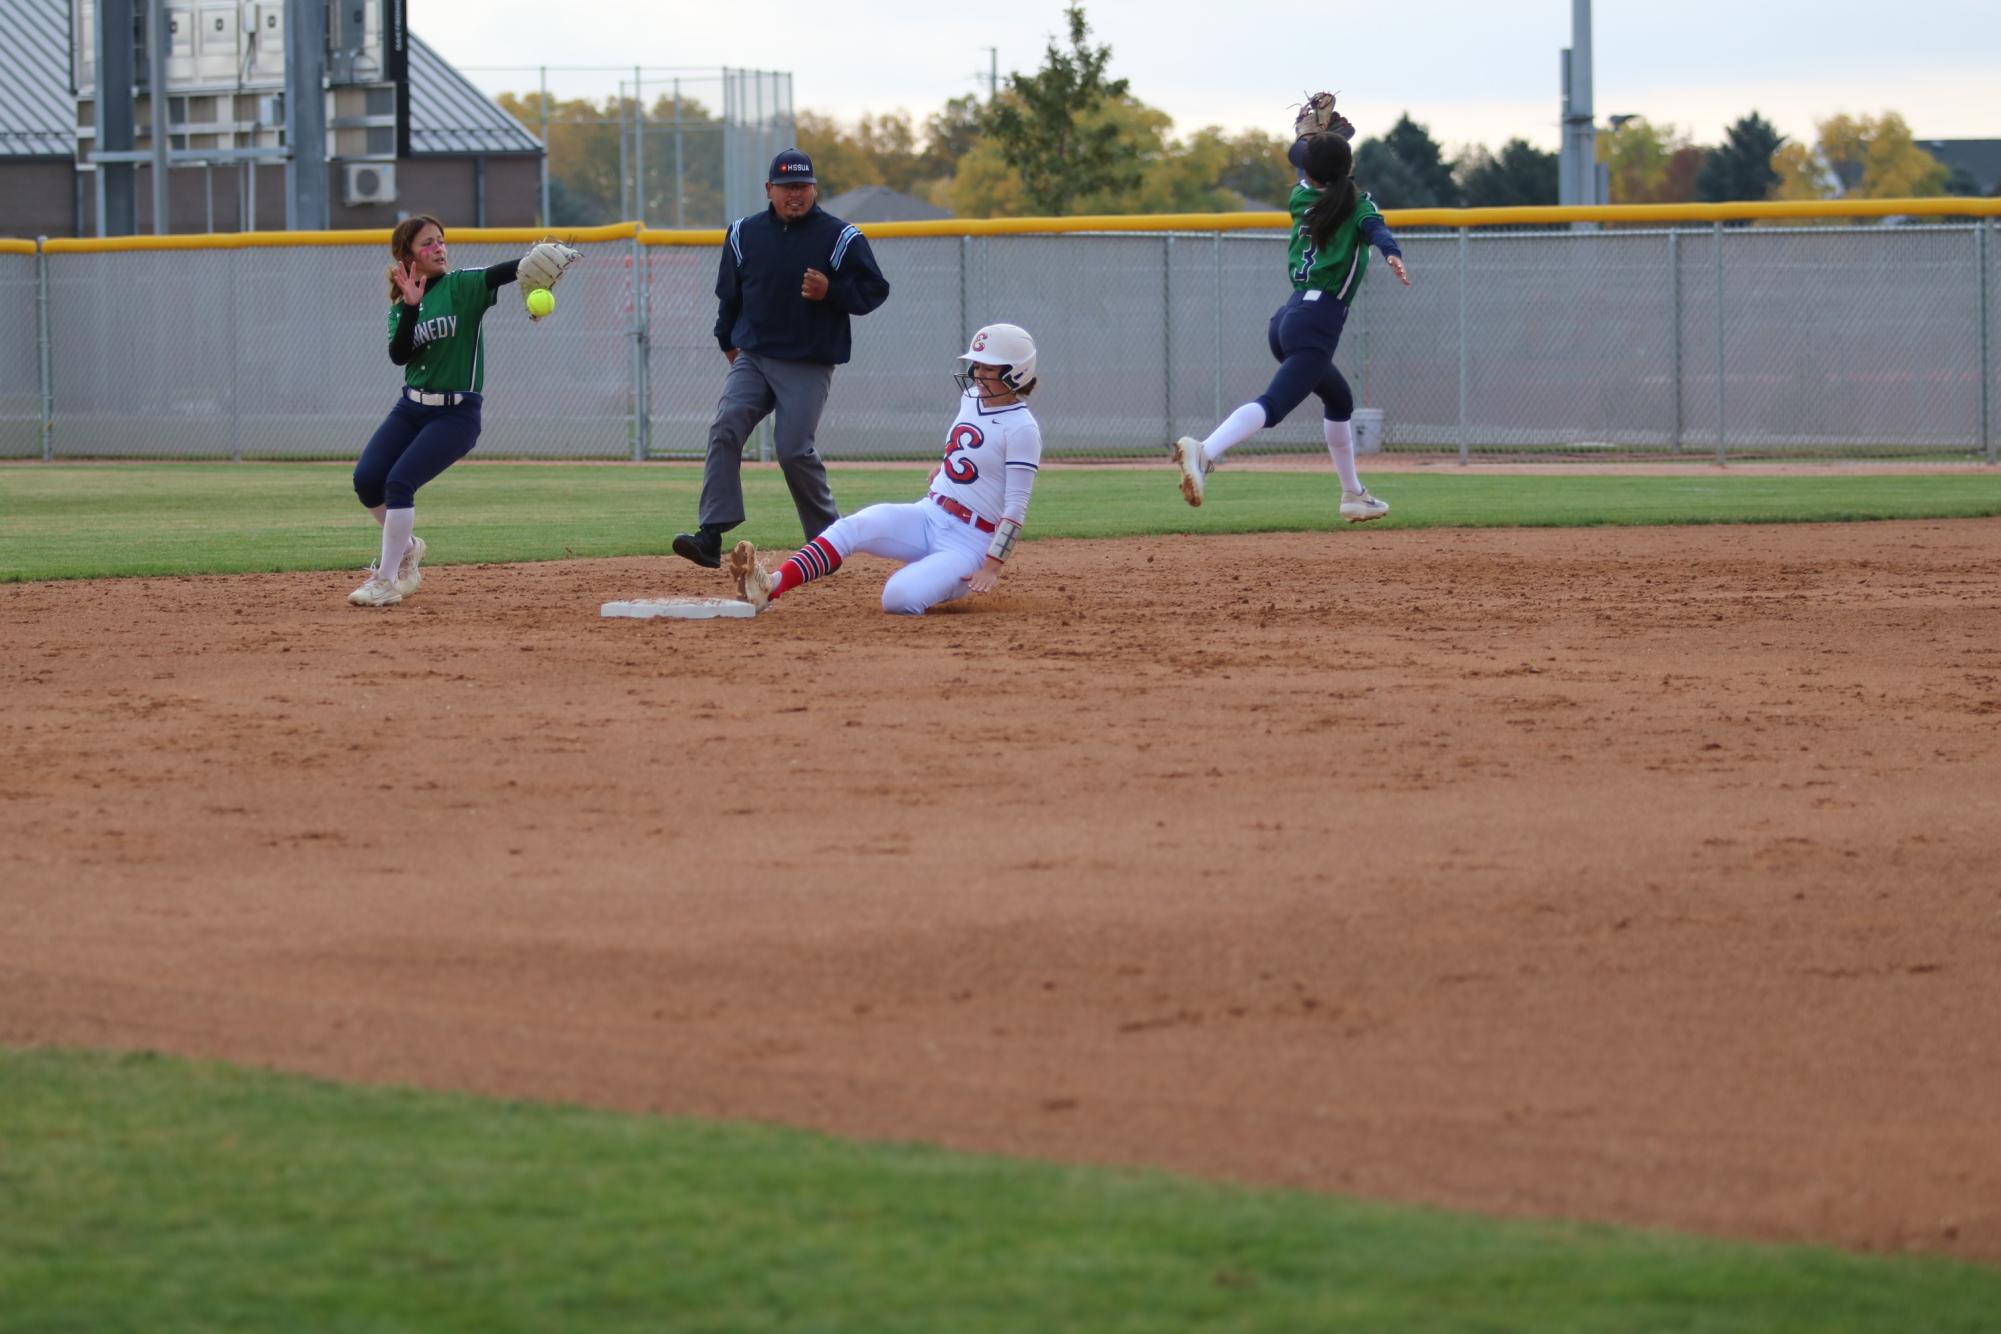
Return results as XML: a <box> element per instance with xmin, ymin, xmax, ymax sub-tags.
<box><xmin>423</xmin><ymin>1</ymin><xmax>1999</xmax><ymax>154</ymax></box>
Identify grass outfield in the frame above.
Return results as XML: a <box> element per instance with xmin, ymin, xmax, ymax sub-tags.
<box><xmin>4</xmin><ymin>461</ymin><xmax>2001</xmax><ymax>582</ymax></box>
<box><xmin>4</xmin><ymin>1049</ymin><xmax>1997</xmax><ymax>1333</ymax></box>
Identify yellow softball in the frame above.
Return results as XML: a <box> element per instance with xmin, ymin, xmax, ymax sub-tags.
<box><xmin>525</xmin><ymin>288</ymin><xmax>555</xmax><ymax>317</ymax></box>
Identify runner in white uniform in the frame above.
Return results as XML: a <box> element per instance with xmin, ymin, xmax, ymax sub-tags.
<box><xmin>728</xmin><ymin>323</ymin><xmax>1043</xmax><ymax>616</ymax></box>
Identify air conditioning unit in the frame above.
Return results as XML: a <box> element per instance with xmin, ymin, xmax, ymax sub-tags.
<box><xmin>343</xmin><ymin>161</ymin><xmax>397</xmax><ymax>206</ymax></box>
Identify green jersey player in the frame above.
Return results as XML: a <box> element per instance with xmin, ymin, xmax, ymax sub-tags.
<box><xmin>1171</xmin><ymin>131</ymin><xmax>1410</xmax><ymax>520</ymax></box>
<box><xmin>348</xmin><ymin>215</ymin><xmax>578</xmax><ymax>607</ymax></box>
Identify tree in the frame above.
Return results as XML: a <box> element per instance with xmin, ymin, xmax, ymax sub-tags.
<box><xmin>1597</xmin><ymin>118</ymin><xmax>1698</xmax><ymax>204</ymax></box>
<box><xmin>854</xmin><ymin>112</ymin><xmax>933</xmax><ymax>195</ymax></box>
<box><xmin>986</xmin><ymin>4</ymin><xmax>1136</xmax><ymax>215</ymax></box>
<box><xmin>495</xmin><ymin>90</ymin><xmax>725</xmax><ymax>227</ymax></box>
<box><xmin>1696</xmin><ymin>113</ymin><xmax>1785</xmax><ymax>203</ymax></box>
<box><xmin>1943</xmin><ymin>164</ymin><xmax>1983</xmax><ymax>197</ymax></box>
<box><xmin>1208</xmin><ymin>128</ymin><xmax>1295</xmax><ymax>208</ymax></box>
<box><xmin>1771</xmin><ymin>112</ymin><xmax>1947</xmax><ymax>203</ymax></box>
<box><xmin>1065</xmin><ymin>101</ymin><xmax>1235</xmax><ymax>215</ymax></box>
<box><xmin>1819</xmin><ymin>113</ymin><xmax>1949</xmax><ymax>197</ymax></box>
<box><xmin>1456</xmin><ymin>139</ymin><xmax>1558</xmax><ymax>207</ymax></box>
<box><xmin>947</xmin><ymin>95</ymin><xmax>1238</xmax><ymax>218</ymax></box>
<box><xmin>1661</xmin><ymin>146</ymin><xmax>1706</xmax><ymax>204</ymax></box>
<box><xmin>1771</xmin><ymin>141</ymin><xmax>1837</xmax><ymax>202</ymax></box>
<box><xmin>1354</xmin><ymin>115</ymin><xmax>1461</xmax><ymax>209</ymax></box>
<box><xmin>944</xmin><ymin>138</ymin><xmax>1026</xmax><ymax>218</ymax></box>
<box><xmin>924</xmin><ymin>95</ymin><xmax>987</xmax><ymax>176</ymax></box>
<box><xmin>795</xmin><ymin>110</ymin><xmax>887</xmax><ymax>193</ymax></box>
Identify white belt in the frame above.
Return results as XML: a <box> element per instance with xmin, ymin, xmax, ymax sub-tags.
<box><xmin>404</xmin><ymin>387</ymin><xmax>475</xmax><ymax>406</ymax></box>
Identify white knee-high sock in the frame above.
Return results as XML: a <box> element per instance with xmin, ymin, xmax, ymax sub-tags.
<box><xmin>1199</xmin><ymin>402</ymin><xmax>1267</xmax><ymax>467</ymax></box>
<box><xmin>378</xmin><ymin>506</ymin><xmax>414</xmax><ymax>580</ymax></box>
<box><xmin>1324</xmin><ymin>418</ymin><xmax>1363</xmax><ymax>493</ymax></box>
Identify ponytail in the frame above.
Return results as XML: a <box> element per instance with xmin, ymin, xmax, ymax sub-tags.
<box><xmin>1299</xmin><ymin>134</ymin><xmax>1358</xmax><ymax>251</ymax></box>
<box><xmin>1306</xmin><ymin>179</ymin><xmax>1359</xmax><ymax>251</ymax></box>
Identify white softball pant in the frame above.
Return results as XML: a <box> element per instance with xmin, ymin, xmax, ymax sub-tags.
<box><xmin>820</xmin><ymin>500</ymin><xmax>989</xmax><ymax>616</ymax></box>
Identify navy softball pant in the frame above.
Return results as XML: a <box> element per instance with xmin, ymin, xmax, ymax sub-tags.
<box><xmin>353</xmin><ymin>393</ymin><xmax>483</xmax><ymax>510</ymax></box>
<box><xmin>1254</xmin><ymin>290</ymin><xmax>1355</xmax><ymax>428</ymax></box>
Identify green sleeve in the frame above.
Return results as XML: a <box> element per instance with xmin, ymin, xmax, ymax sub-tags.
<box><xmin>454</xmin><ymin>268</ymin><xmax>498</xmax><ymax>314</ymax></box>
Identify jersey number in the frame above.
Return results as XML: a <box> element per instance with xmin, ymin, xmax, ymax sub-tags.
<box><xmin>1290</xmin><ymin>242</ymin><xmax>1317</xmax><ymax>285</ymax></box>
<box><xmin>941</xmin><ymin>422</ymin><xmax>984</xmax><ymax>484</ymax></box>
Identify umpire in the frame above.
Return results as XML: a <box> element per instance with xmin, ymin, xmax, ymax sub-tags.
<box><xmin>672</xmin><ymin>149</ymin><xmax>892</xmax><ymax>568</ymax></box>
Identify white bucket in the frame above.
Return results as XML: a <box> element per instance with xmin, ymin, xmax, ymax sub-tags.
<box><xmin>1351</xmin><ymin>408</ymin><xmax>1386</xmax><ymax>454</ymax></box>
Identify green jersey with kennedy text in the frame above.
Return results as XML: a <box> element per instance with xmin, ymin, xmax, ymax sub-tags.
<box><xmin>389</xmin><ymin>269</ymin><xmax>499</xmax><ymax>393</ymax></box>
<box><xmin>1286</xmin><ymin>184</ymin><xmax>1384</xmax><ymax>303</ymax></box>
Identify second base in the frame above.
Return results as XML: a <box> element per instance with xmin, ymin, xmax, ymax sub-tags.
<box><xmin>601</xmin><ymin>597</ymin><xmax>756</xmax><ymax>620</ymax></box>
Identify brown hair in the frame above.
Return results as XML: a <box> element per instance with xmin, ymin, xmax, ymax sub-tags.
<box><xmin>385</xmin><ymin>214</ymin><xmax>445</xmax><ymax>301</ymax></box>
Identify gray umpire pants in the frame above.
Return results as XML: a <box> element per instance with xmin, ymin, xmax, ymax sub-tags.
<box><xmin>697</xmin><ymin>351</ymin><xmax>840</xmax><ymax>539</ymax></box>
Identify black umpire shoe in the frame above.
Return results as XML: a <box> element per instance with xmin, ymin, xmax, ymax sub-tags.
<box><xmin>672</xmin><ymin>528</ymin><xmax>724</xmax><ymax>568</ymax></box>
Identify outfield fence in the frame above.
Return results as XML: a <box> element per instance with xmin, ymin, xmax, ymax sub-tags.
<box><xmin>5</xmin><ymin>199</ymin><xmax>1998</xmax><ymax>463</ymax></box>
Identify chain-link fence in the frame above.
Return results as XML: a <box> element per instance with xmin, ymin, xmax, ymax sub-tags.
<box><xmin>0</xmin><ymin>250</ymin><xmax>42</xmax><ymax>458</ymax></box>
<box><xmin>462</xmin><ymin>66</ymin><xmax>792</xmax><ymax>230</ymax></box>
<box><xmin>15</xmin><ymin>219</ymin><xmax>2001</xmax><ymax>462</ymax></box>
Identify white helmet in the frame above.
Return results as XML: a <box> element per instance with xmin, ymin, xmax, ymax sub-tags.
<box><xmin>958</xmin><ymin>323</ymin><xmax>1038</xmax><ymax>394</ymax></box>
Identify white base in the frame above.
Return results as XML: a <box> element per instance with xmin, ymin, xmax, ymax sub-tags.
<box><xmin>600</xmin><ymin>597</ymin><xmax>756</xmax><ymax>620</ymax></box>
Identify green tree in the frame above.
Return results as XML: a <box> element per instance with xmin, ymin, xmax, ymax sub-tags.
<box><xmin>945</xmin><ymin>138</ymin><xmax>1025</xmax><ymax>217</ymax></box>
<box><xmin>1942</xmin><ymin>163</ymin><xmax>1982</xmax><ymax>197</ymax></box>
<box><xmin>1455</xmin><ymin>139</ymin><xmax>1558</xmax><ymax>207</ymax></box>
<box><xmin>1354</xmin><ymin>115</ymin><xmax>1462</xmax><ymax>208</ymax></box>
<box><xmin>946</xmin><ymin>95</ymin><xmax>1236</xmax><ymax>218</ymax></box>
<box><xmin>795</xmin><ymin>110</ymin><xmax>886</xmax><ymax>193</ymax></box>
<box><xmin>986</xmin><ymin>4</ymin><xmax>1136</xmax><ymax>215</ymax></box>
<box><xmin>1696</xmin><ymin>112</ymin><xmax>1784</xmax><ymax>203</ymax></box>
<box><xmin>923</xmin><ymin>95</ymin><xmax>987</xmax><ymax>176</ymax></box>
<box><xmin>495</xmin><ymin>90</ymin><xmax>725</xmax><ymax>227</ymax></box>
<box><xmin>1208</xmin><ymin>128</ymin><xmax>1295</xmax><ymax>208</ymax></box>
<box><xmin>855</xmin><ymin>112</ymin><xmax>934</xmax><ymax>195</ymax></box>
<box><xmin>1066</xmin><ymin>100</ymin><xmax>1233</xmax><ymax>214</ymax></box>
<box><xmin>1597</xmin><ymin>117</ymin><xmax>1697</xmax><ymax>204</ymax></box>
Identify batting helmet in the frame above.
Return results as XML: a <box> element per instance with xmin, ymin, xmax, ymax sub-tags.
<box><xmin>957</xmin><ymin>323</ymin><xmax>1038</xmax><ymax>395</ymax></box>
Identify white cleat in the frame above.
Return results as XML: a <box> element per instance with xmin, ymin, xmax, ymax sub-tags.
<box><xmin>348</xmin><ymin>573</ymin><xmax>403</xmax><ymax>607</ymax></box>
<box><xmin>1170</xmin><ymin>436</ymin><xmax>1211</xmax><ymax>507</ymax></box>
<box><xmin>394</xmin><ymin>535</ymin><xmax>427</xmax><ymax>597</ymax></box>
<box><xmin>730</xmin><ymin>540</ymin><xmax>772</xmax><ymax>612</ymax></box>
<box><xmin>1340</xmin><ymin>488</ymin><xmax>1391</xmax><ymax>523</ymax></box>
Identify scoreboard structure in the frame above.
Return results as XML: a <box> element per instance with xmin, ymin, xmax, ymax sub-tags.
<box><xmin>73</xmin><ymin>0</ymin><xmax>409</xmax><ymax>232</ymax></box>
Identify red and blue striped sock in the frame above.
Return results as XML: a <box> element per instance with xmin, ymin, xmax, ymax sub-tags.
<box><xmin>770</xmin><ymin>535</ymin><xmax>841</xmax><ymax>601</ymax></box>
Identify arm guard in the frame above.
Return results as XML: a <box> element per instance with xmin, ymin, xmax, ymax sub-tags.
<box><xmin>986</xmin><ymin>517</ymin><xmax>1021</xmax><ymax>564</ymax></box>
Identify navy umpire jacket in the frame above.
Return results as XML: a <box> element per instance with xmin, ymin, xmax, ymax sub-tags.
<box><xmin>714</xmin><ymin>203</ymin><xmax>891</xmax><ymax>366</ymax></box>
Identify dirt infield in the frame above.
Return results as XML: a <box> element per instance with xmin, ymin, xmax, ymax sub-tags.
<box><xmin>5</xmin><ymin>520</ymin><xmax>2000</xmax><ymax>1262</ymax></box>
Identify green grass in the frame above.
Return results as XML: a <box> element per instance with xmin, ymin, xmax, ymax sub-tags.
<box><xmin>4</xmin><ymin>461</ymin><xmax>2000</xmax><ymax>582</ymax></box>
<box><xmin>3</xmin><ymin>1048</ymin><xmax>1995</xmax><ymax>1333</ymax></box>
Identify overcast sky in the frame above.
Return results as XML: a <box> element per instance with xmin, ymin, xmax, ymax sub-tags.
<box><xmin>423</xmin><ymin>1</ymin><xmax>1998</xmax><ymax>154</ymax></box>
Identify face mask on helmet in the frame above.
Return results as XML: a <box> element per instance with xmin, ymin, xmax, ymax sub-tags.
<box><xmin>954</xmin><ymin>323</ymin><xmax>1038</xmax><ymax>398</ymax></box>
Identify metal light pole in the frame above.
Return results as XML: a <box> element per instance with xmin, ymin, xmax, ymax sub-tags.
<box><xmin>538</xmin><ymin>66</ymin><xmax>551</xmax><ymax>227</ymax></box>
<box><xmin>1558</xmin><ymin>0</ymin><xmax>1601</xmax><ymax>208</ymax></box>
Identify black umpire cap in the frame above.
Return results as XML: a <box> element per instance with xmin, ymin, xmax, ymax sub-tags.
<box><xmin>767</xmin><ymin>149</ymin><xmax>816</xmax><ymax>184</ymax></box>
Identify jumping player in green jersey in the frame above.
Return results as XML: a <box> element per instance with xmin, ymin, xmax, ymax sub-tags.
<box><xmin>348</xmin><ymin>215</ymin><xmax>576</xmax><ymax>607</ymax></box>
<box><xmin>1171</xmin><ymin>131</ymin><xmax>1410</xmax><ymax>520</ymax></box>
